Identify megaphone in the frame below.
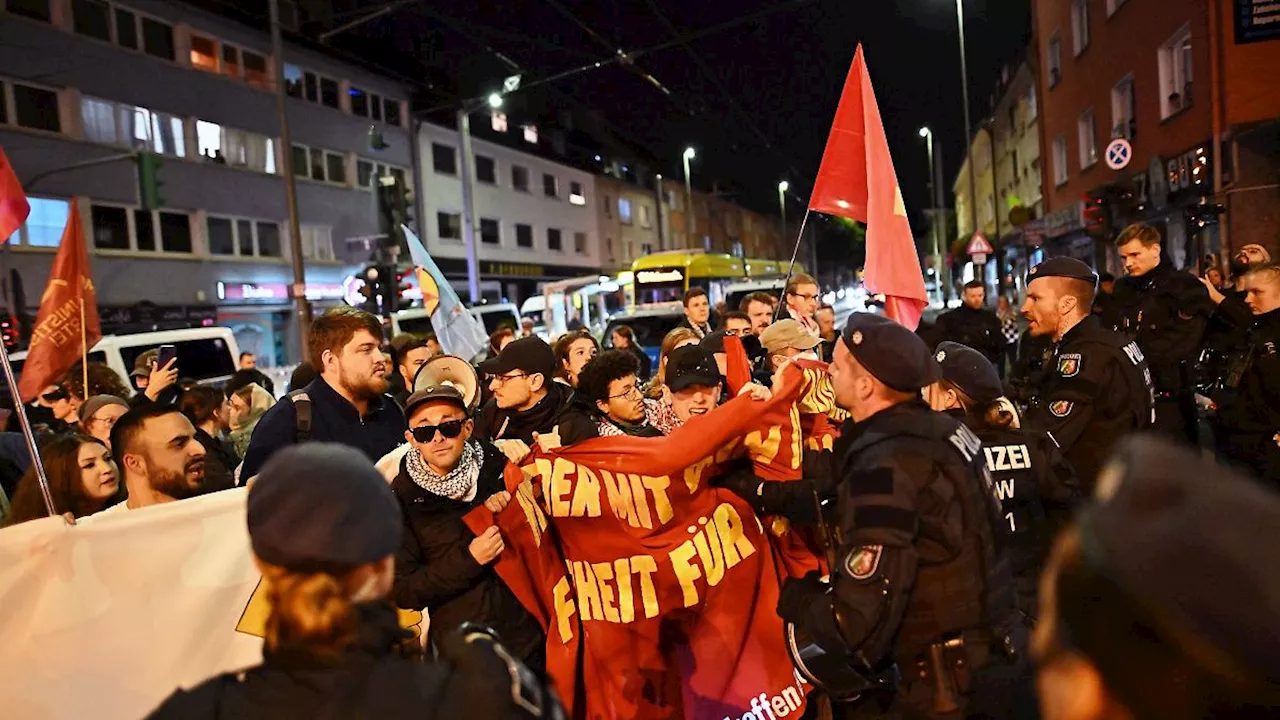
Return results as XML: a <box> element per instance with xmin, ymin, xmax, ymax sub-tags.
<box><xmin>411</xmin><ymin>354</ymin><xmax>481</xmax><ymax>414</ymax></box>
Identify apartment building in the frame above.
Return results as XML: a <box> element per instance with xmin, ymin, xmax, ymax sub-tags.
<box><xmin>595</xmin><ymin>173</ymin><xmax>660</xmax><ymax>274</ymax></box>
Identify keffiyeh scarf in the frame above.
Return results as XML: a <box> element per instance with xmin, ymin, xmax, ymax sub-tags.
<box><xmin>405</xmin><ymin>440</ymin><xmax>483</xmax><ymax>501</ymax></box>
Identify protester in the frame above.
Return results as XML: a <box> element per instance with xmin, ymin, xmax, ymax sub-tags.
<box><xmin>102</xmin><ymin>404</ymin><xmax>208</xmax><ymax>512</ymax></box>
<box><xmin>720</xmin><ymin>310</ymin><xmax>751</xmax><ymax>336</ymax></box>
<box><xmin>240</xmin><ymin>307</ymin><xmax>407</xmax><ymax>480</ymax></box>
<box><xmin>1032</xmin><ymin>436</ymin><xmax>1280</xmax><ymax>720</ymax></box>
<box><xmin>129</xmin><ymin>349</ymin><xmax>181</xmax><ymax>407</ymax></box>
<box><xmin>678</xmin><ymin>288</ymin><xmax>714</xmax><ymax>338</ymax></box>
<box><xmin>740</xmin><ymin>291</ymin><xmax>777</xmax><ymax>335</ymax></box>
<box><xmin>815</xmin><ymin>304</ymin><xmax>838</xmax><ymax>362</ymax></box>
<box><xmin>608</xmin><ymin>324</ymin><xmax>651</xmax><ymax>380</ymax></box>
<box><xmin>78</xmin><ymin>394</ymin><xmax>130</xmax><ymax>448</ymax></box>
<box><xmin>783</xmin><ymin>273</ymin><xmax>821</xmax><ymax>333</ymax></box>
<box><xmin>576</xmin><ymin>350</ymin><xmax>670</xmax><ymax>437</ymax></box>
<box><xmin>759</xmin><ymin>319</ymin><xmax>822</xmax><ymax>374</ymax></box>
<box><xmin>390</xmin><ymin>386</ymin><xmax>546</xmax><ymax>669</ymax></box>
<box><xmin>996</xmin><ymin>294</ymin><xmax>1023</xmax><ymax>377</ymax></box>
<box><xmin>389</xmin><ymin>333</ymin><xmax>436</xmax><ymax>406</ymax></box>
<box><xmin>643</xmin><ymin>327</ymin><xmax>700</xmax><ymax>400</ymax></box>
<box><xmin>239</xmin><ymin>352</ymin><xmax>257</xmax><ymax>370</ymax></box>
<box><xmin>552</xmin><ymin>329</ymin><xmax>599</xmax><ymax>388</ymax></box>
<box><xmin>227</xmin><ymin>383</ymin><xmax>275</xmax><ymax>459</ymax></box>
<box><xmin>39</xmin><ymin>384</ymin><xmax>82</xmax><ymax>432</ymax></box>
<box><xmin>483</xmin><ymin>327</ymin><xmax>516</xmax><ymax>363</ymax></box>
<box><xmin>663</xmin><ymin>345</ymin><xmax>724</xmax><ymax>426</ymax></box>
<box><xmin>64</xmin><ymin>361</ymin><xmax>132</xmax><ymax>405</ymax></box>
<box><xmin>147</xmin><ymin>443</ymin><xmax>560</xmax><ymax>719</ymax></box>
<box><xmin>287</xmin><ymin>362</ymin><xmax>317</xmax><ymax>393</ymax></box>
<box><xmin>225</xmin><ymin>367</ymin><xmax>276</xmax><ymax>398</ymax></box>
<box><xmin>179</xmin><ymin>386</ymin><xmax>238</xmax><ymax>493</ymax></box>
<box><xmin>1091</xmin><ymin>272</ymin><xmax>1118</xmax><ymax>323</ymax></box>
<box><xmin>2</xmin><ymin>433</ymin><xmax>121</xmax><ymax>526</ymax></box>
<box><xmin>519</xmin><ymin>317</ymin><xmax>536</xmax><ymax>338</ymax></box>
<box><xmin>474</xmin><ymin>336</ymin><xmax>595</xmax><ymax>445</ymax></box>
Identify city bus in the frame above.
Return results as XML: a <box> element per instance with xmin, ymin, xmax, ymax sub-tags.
<box><xmin>630</xmin><ymin>250</ymin><xmax>804</xmax><ymax>308</ymax></box>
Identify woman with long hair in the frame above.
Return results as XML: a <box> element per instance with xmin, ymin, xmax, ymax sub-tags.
<box><xmin>3</xmin><ymin>433</ymin><xmax>121</xmax><ymax>526</ymax></box>
<box><xmin>227</xmin><ymin>383</ymin><xmax>275</xmax><ymax>459</ymax></box>
<box><xmin>552</xmin><ymin>329</ymin><xmax>599</xmax><ymax>387</ymax></box>
<box><xmin>609</xmin><ymin>324</ymin><xmax>652</xmax><ymax>381</ymax></box>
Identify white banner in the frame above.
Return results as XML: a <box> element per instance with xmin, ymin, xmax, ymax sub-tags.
<box><xmin>0</xmin><ymin>490</ymin><xmax>263</xmax><ymax>719</ymax></box>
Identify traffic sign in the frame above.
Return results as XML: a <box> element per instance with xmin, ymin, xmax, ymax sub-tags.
<box><xmin>1105</xmin><ymin>138</ymin><xmax>1133</xmax><ymax>170</ymax></box>
<box><xmin>966</xmin><ymin>232</ymin><xmax>994</xmax><ymax>256</ymax></box>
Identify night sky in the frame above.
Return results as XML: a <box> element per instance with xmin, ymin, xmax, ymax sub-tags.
<box><xmin>314</xmin><ymin>0</ymin><xmax>1032</xmax><ymax>227</ymax></box>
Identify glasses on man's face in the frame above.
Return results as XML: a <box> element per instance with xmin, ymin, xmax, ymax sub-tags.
<box><xmin>488</xmin><ymin>372</ymin><xmax>531</xmax><ymax>386</ymax></box>
<box><xmin>410</xmin><ymin>419</ymin><xmax>466</xmax><ymax>442</ymax></box>
<box><xmin>790</xmin><ymin>292</ymin><xmax>820</xmax><ymax>302</ymax></box>
<box><xmin>90</xmin><ymin>414</ymin><xmax>121</xmax><ymax>429</ymax></box>
<box><xmin>607</xmin><ymin>383</ymin><xmax>641</xmax><ymax>401</ymax></box>
<box><xmin>725</xmin><ymin>328</ymin><xmax>745</xmax><ymax>337</ymax></box>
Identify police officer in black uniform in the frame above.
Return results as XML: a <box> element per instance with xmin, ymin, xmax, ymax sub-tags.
<box><xmin>775</xmin><ymin>314</ymin><xmax>1028</xmax><ymax>719</ymax></box>
<box><xmin>1021</xmin><ymin>257</ymin><xmax>1155</xmax><ymax>492</ymax></box>
<box><xmin>924</xmin><ymin>342</ymin><xmax>1081</xmax><ymax>615</ymax></box>
<box><xmin>933</xmin><ymin>280</ymin><xmax>1004</xmax><ymax>368</ymax></box>
<box><xmin>1109</xmin><ymin>223</ymin><xmax>1213</xmax><ymax>444</ymax></box>
<box><xmin>147</xmin><ymin>443</ymin><xmax>563</xmax><ymax>720</ymax></box>
<box><xmin>1209</xmin><ymin>263</ymin><xmax>1280</xmax><ymax>487</ymax></box>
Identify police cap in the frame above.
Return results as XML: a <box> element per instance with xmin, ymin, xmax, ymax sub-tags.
<box><xmin>1026</xmin><ymin>257</ymin><xmax>1098</xmax><ymax>286</ymax></box>
<box><xmin>840</xmin><ymin>313</ymin><xmax>941</xmax><ymax>392</ymax></box>
<box><xmin>934</xmin><ymin>342</ymin><xmax>1004</xmax><ymax>405</ymax></box>
<box><xmin>1079</xmin><ymin>436</ymin><xmax>1280</xmax><ymax>684</ymax></box>
<box><xmin>248</xmin><ymin>443</ymin><xmax>402</xmax><ymax>572</ymax></box>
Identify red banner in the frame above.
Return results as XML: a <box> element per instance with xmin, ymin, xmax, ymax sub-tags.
<box><xmin>0</xmin><ymin>146</ymin><xmax>29</xmax><ymax>243</ymax></box>
<box><xmin>465</xmin><ymin>365</ymin><xmax>837</xmax><ymax>719</ymax></box>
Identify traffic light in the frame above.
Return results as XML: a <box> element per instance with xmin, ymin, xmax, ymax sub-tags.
<box><xmin>374</xmin><ymin>174</ymin><xmax>414</xmax><ymax>250</ymax></box>
<box><xmin>360</xmin><ymin>265</ymin><xmax>383</xmax><ymax>315</ymax></box>
<box><xmin>136</xmin><ymin>152</ymin><xmax>165</xmax><ymax>210</ymax></box>
<box><xmin>392</xmin><ymin>267</ymin><xmax>413</xmax><ymax>312</ymax></box>
<box><xmin>1082</xmin><ymin>192</ymin><xmax>1108</xmax><ymax>237</ymax></box>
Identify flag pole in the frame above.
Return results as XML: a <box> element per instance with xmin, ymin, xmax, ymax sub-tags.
<box><xmin>0</xmin><ymin>347</ymin><xmax>55</xmax><ymax>516</ymax></box>
<box><xmin>773</xmin><ymin>209</ymin><xmax>814</xmax><ymax>321</ymax></box>
<box><xmin>79</xmin><ymin>299</ymin><xmax>88</xmax><ymax>396</ymax></box>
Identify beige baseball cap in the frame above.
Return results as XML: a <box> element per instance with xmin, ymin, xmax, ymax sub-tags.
<box><xmin>759</xmin><ymin>319</ymin><xmax>821</xmax><ymax>355</ymax></box>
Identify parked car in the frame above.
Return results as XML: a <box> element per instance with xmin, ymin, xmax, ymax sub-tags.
<box><xmin>9</xmin><ymin>327</ymin><xmax>240</xmax><ymax>389</ymax></box>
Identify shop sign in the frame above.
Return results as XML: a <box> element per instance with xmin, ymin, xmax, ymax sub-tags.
<box><xmin>484</xmin><ymin>262</ymin><xmax>545</xmax><ymax>278</ymax></box>
<box><xmin>1235</xmin><ymin>0</ymin><xmax>1280</xmax><ymax>44</ymax></box>
<box><xmin>1041</xmin><ymin>201</ymin><xmax>1085</xmax><ymax>239</ymax></box>
<box><xmin>217</xmin><ymin>281</ymin><xmax>346</xmax><ymax>302</ymax></box>
<box><xmin>635</xmin><ymin>268</ymin><xmax>685</xmax><ymax>285</ymax></box>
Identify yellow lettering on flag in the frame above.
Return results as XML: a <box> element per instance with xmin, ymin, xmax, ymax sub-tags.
<box><xmin>236</xmin><ymin>579</ymin><xmax>423</xmax><ymax>638</ymax></box>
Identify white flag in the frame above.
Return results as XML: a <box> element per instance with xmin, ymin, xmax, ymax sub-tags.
<box><xmin>403</xmin><ymin>225</ymin><xmax>488</xmax><ymax>359</ymax></box>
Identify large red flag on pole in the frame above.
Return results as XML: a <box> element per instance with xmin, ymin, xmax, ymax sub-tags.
<box><xmin>18</xmin><ymin>199</ymin><xmax>102</xmax><ymax>402</ymax></box>
<box><xmin>808</xmin><ymin>45</ymin><xmax>928</xmax><ymax>330</ymax></box>
<box><xmin>0</xmin><ymin>147</ymin><xmax>30</xmax><ymax>243</ymax></box>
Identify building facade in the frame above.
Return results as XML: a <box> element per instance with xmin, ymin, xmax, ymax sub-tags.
<box><xmin>992</xmin><ymin>60</ymin><xmax>1046</xmax><ymax>289</ymax></box>
<box><xmin>0</xmin><ymin>0</ymin><xmax>416</xmax><ymax>365</ymax></box>
<box><xmin>594</xmin><ymin>173</ymin><xmax>660</xmax><ymax>274</ymax></box>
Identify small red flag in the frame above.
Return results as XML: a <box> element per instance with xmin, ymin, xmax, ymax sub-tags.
<box><xmin>809</xmin><ymin>45</ymin><xmax>928</xmax><ymax>330</ymax></box>
<box><xmin>18</xmin><ymin>199</ymin><xmax>102</xmax><ymax>402</ymax></box>
<box><xmin>0</xmin><ymin>147</ymin><xmax>30</xmax><ymax>244</ymax></box>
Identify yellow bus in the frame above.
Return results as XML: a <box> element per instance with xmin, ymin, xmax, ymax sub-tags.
<box><xmin>630</xmin><ymin>250</ymin><xmax>804</xmax><ymax>306</ymax></box>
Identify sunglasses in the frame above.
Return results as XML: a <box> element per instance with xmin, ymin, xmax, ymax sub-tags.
<box><xmin>410</xmin><ymin>419</ymin><xmax>466</xmax><ymax>442</ymax></box>
<box><xmin>41</xmin><ymin>387</ymin><xmax>69</xmax><ymax>402</ymax></box>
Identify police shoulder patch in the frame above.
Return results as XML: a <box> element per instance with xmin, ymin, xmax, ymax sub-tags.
<box><xmin>1049</xmin><ymin>400</ymin><xmax>1074</xmax><ymax>417</ymax></box>
<box><xmin>844</xmin><ymin>545</ymin><xmax>883</xmax><ymax>580</ymax></box>
<box><xmin>1057</xmin><ymin>353</ymin><xmax>1082</xmax><ymax>377</ymax></box>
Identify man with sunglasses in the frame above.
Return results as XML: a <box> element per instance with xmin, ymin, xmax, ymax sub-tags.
<box><xmin>390</xmin><ymin>384</ymin><xmax>545</xmax><ymax>671</ymax></box>
<box><xmin>474</xmin><ymin>336</ymin><xmax>595</xmax><ymax>447</ymax></box>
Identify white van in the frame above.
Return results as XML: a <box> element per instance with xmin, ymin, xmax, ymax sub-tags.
<box><xmin>9</xmin><ymin>327</ymin><xmax>240</xmax><ymax>388</ymax></box>
<box><xmin>390</xmin><ymin>303</ymin><xmax>521</xmax><ymax>338</ymax></box>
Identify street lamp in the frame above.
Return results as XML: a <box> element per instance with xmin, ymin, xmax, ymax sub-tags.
<box><xmin>682</xmin><ymin>147</ymin><xmax>696</xmax><ymax>249</ymax></box>
<box><xmin>457</xmin><ymin>90</ymin><xmax>506</xmax><ymax>303</ymax></box>
<box><xmin>919</xmin><ymin>126</ymin><xmax>942</xmax><ymax>301</ymax></box>
<box><xmin>487</xmin><ymin>92</ymin><xmax>503</xmax><ymax>109</ymax></box>
<box><xmin>954</xmin><ymin>0</ymin><xmax>978</xmax><ymax>240</ymax></box>
<box><xmin>777</xmin><ymin>180</ymin><xmax>789</xmax><ymax>257</ymax></box>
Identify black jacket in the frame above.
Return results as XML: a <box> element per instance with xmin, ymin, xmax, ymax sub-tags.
<box><xmin>935</xmin><ymin>305</ymin><xmax>1004</xmax><ymax>364</ymax></box>
<box><xmin>239</xmin><ymin>377</ymin><xmax>407</xmax><ymax>480</ymax></box>
<box><xmin>472</xmin><ymin>381</ymin><xmax>596</xmax><ymax>446</ymax></box>
<box><xmin>193</xmin><ymin>426</ymin><xmax>238</xmax><ymax>493</ymax></box>
<box><xmin>1109</xmin><ymin>260</ymin><xmax>1213</xmax><ymax>392</ymax></box>
<box><xmin>623</xmin><ymin>344</ymin><xmax>652</xmax><ymax>382</ymax></box>
<box><xmin>146</xmin><ymin>602</ymin><xmax>555</xmax><ymax>720</ymax></box>
<box><xmin>390</xmin><ymin>441</ymin><xmax>544</xmax><ymax>664</ymax></box>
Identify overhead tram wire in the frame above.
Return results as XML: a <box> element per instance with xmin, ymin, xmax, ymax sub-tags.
<box><xmin>542</xmin><ymin>0</ymin><xmax>673</xmax><ymax>97</ymax></box>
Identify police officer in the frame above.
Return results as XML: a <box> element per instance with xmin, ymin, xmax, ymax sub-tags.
<box><xmin>147</xmin><ymin>443</ymin><xmax>563</xmax><ymax>720</ymax></box>
<box><xmin>1032</xmin><ymin>436</ymin><xmax>1280</xmax><ymax>718</ymax></box>
<box><xmin>1021</xmin><ymin>257</ymin><xmax>1155</xmax><ymax>492</ymax></box>
<box><xmin>776</xmin><ymin>314</ymin><xmax>1027</xmax><ymax>719</ymax></box>
<box><xmin>1110</xmin><ymin>223</ymin><xmax>1213</xmax><ymax>444</ymax></box>
<box><xmin>933</xmin><ymin>280</ymin><xmax>1004</xmax><ymax>368</ymax></box>
<box><xmin>924</xmin><ymin>341</ymin><xmax>1081</xmax><ymax>615</ymax></box>
<box><xmin>1209</xmin><ymin>263</ymin><xmax>1280</xmax><ymax>487</ymax></box>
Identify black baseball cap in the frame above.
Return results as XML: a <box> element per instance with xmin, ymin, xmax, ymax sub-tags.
<box><xmin>841</xmin><ymin>312</ymin><xmax>941</xmax><ymax>392</ymax></box>
<box><xmin>934</xmin><ymin>342</ymin><xmax>1004</xmax><ymax>405</ymax></box>
<box><xmin>403</xmin><ymin>384</ymin><xmax>468</xmax><ymax>419</ymax></box>
<box><xmin>478</xmin><ymin>336</ymin><xmax>556</xmax><ymax>379</ymax></box>
<box><xmin>1027</xmin><ymin>257</ymin><xmax>1099</xmax><ymax>285</ymax></box>
<box><xmin>248</xmin><ymin>443</ymin><xmax>402</xmax><ymax>572</ymax></box>
<box><xmin>665</xmin><ymin>345</ymin><xmax>721</xmax><ymax>392</ymax></box>
<box><xmin>699</xmin><ymin>330</ymin><xmax>730</xmax><ymax>354</ymax></box>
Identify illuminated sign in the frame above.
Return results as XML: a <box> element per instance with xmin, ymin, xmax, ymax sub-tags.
<box><xmin>636</xmin><ymin>269</ymin><xmax>684</xmax><ymax>284</ymax></box>
<box><xmin>217</xmin><ymin>281</ymin><xmax>346</xmax><ymax>302</ymax></box>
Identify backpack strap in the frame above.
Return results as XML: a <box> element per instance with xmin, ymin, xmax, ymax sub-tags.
<box><xmin>287</xmin><ymin>390</ymin><xmax>312</xmax><ymax>444</ymax></box>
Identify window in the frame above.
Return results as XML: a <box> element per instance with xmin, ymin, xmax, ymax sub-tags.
<box><xmin>1026</xmin><ymin>86</ymin><xmax>1038</xmax><ymax>120</ymax></box>
<box><xmin>542</xmin><ymin>173</ymin><xmax>558</xmax><ymax>198</ymax></box>
<box><xmin>574</xmin><ymin>232</ymin><xmax>586</xmax><ymax>254</ymax></box>
<box><xmin>301</xmin><ymin>225</ymin><xmax>333</xmax><ymax>261</ymax></box>
<box><xmin>291</xmin><ymin>144</ymin><xmax>347</xmax><ymax>185</ymax></box>
<box><xmin>319</xmin><ymin>77</ymin><xmax>340</xmax><ymax>109</ymax></box>
<box><xmin>81</xmin><ymin>98</ymin><xmax>184</xmax><ymax>156</ymax></box>
<box><xmin>207</xmin><ymin>216</ymin><xmax>235</xmax><ymax>255</ymax></box>
<box><xmin>431</xmin><ymin>143</ymin><xmax>456</xmax><ymax>175</ymax></box>
<box><xmin>569</xmin><ymin>181</ymin><xmax>585</xmax><ymax>206</ymax></box>
<box><xmin>207</xmin><ymin>216</ymin><xmax>281</xmax><ymax>258</ymax></box>
<box><xmin>1077</xmin><ymin>110</ymin><xmax>1097</xmax><ymax>169</ymax></box>
<box><xmin>1052</xmin><ymin>135</ymin><xmax>1068</xmax><ymax>186</ymax></box>
<box><xmin>383</xmin><ymin>99</ymin><xmax>402</xmax><ymax>128</ymax></box>
<box><xmin>72</xmin><ymin>0</ymin><xmax>111</xmax><ymax>42</ymax></box>
<box><xmin>241</xmin><ymin>52</ymin><xmax>268</xmax><ymax>89</ymax></box>
<box><xmin>8</xmin><ymin>0</ymin><xmax>51</xmax><ymax>22</ymax></box>
<box><xmin>221</xmin><ymin>45</ymin><xmax>241</xmax><ymax>79</ymax></box>
<box><xmin>437</xmin><ymin>212</ymin><xmax>461</xmax><ymax>241</ymax></box>
<box><xmin>1106</xmin><ymin>0</ymin><xmax>1127</xmax><ymax>16</ymax></box>
<box><xmin>546</xmin><ymin>228</ymin><xmax>560</xmax><ymax>251</ymax></box>
<box><xmin>603</xmin><ymin>195</ymin><xmax>613</xmax><ymax>218</ymax></box>
<box><xmin>141</xmin><ymin>17</ymin><xmax>175</xmax><ymax>60</ymax></box>
<box><xmin>1111</xmin><ymin>75</ymin><xmax>1136</xmax><ymax>139</ymax></box>
<box><xmin>522</xmin><ymin>125</ymin><xmax>538</xmax><ymax>144</ymax></box>
<box><xmin>350</xmin><ymin>88</ymin><xmax>369</xmax><ymax>117</ymax></box>
<box><xmin>90</xmin><ymin>205</ymin><xmax>129</xmax><ymax>249</ymax></box>
<box><xmin>511</xmin><ymin>165</ymin><xmax>530</xmax><ymax>192</ymax></box>
<box><xmin>475</xmin><ymin>155</ymin><xmax>496</xmax><ymax>184</ymax></box>
<box><xmin>356</xmin><ymin>160</ymin><xmax>410</xmax><ymax>192</ymax></box>
<box><xmin>479</xmin><ymin>218</ymin><xmax>499</xmax><ymax>245</ymax></box>
<box><xmin>115</xmin><ymin>8</ymin><xmax>138</xmax><ymax>49</ymax></box>
<box><xmin>1047</xmin><ymin>33</ymin><xmax>1062</xmax><ymax>88</ymax></box>
<box><xmin>256</xmin><ymin>221</ymin><xmax>281</xmax><ymax>257</ymax></box>
<box><xmin>12</xmin><ymin>82</ymin><xmax>61</xmax><ymax>134</ymax></box>
<box><xmin>283</xmin><ymin>64</ymin><xmax>304</xmax><ymax>98</ymax></box>
<box><xmin>516</xmin><ymin>224</ymin><xmax>533</xmax><ymax>248</ymax></box>
<box><xmin>325</xmin><ymin>152</ymin><xmax>346</xmax><ymax>184</ymax></box>
<box><xmin>14</xmin><ymin>197</ymin><xmax>69</xmax><ymax>247</ymax></box>
<box><xmin>195</xmin><ymin>120</ymin><xmax>276</xmax><ymax>172</ymax></box>
<box><xmin>157</xmin><ymin>211</ymin><xmax>192</xmax><ymax>253</ymax></box>
<box><xmin>1159</xmin><ymin>26</ymin><xmax>1193</xmax><ymax>119</ymax></box>
<box><xmin>491</xmin><ymin>111</ymin><xmax>508</xmax><ymax>132</ymax></box>
<box><xmin>98</xmin><ymin>206</ymin><xmax>190</xmax><ymax>254</ymax></box>
<box><xmin>1071</xmin><ymin>0</ymin><xmax>1090</xmax><ymax>56</ymax></box>
<box><xmin>618</xmin><ymin>198</ymin><xmax>633</xmax><ymax>224</ymax></box>
<box><xmin>639</xmin><ymin>205</ymin><xmax>652</xmax><ymax>229</ymax></box>
<box><xmin>190</xmin><ymin>34</ymin><xmax>218</xmax><ymax>72</ymax></box>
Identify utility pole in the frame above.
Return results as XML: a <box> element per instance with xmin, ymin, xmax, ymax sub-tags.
<box><xmin>270</xmin><ymin>0</ymin><xmax>311</xmax><ymax>358</ymax></box>
<box><xmin>457</xmin><ymin>108</ymin><xmax>482</xmax><ymax>304</ymax></box>
<box><xmin>956</xmin><ymin>0</ymin><xmax>979</xmax><ymax>243</ymax></box>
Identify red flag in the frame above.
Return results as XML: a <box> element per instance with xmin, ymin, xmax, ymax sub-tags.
<box><xmin>0</xmin><ymin>147</ymin><xmax>30</xmax><ymax>243</ymax></box>
<box><xmin>18</xmin><ymin>199</ymin><xmax>101</xmax><ymax>402</ymax></box>
<box><xmin>809</xmin><ymin>45</ymin><xmax>928</xmax><ymax>329</ymax></box>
